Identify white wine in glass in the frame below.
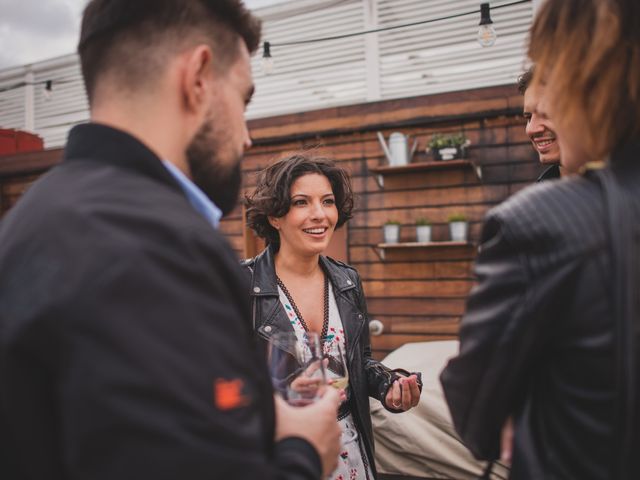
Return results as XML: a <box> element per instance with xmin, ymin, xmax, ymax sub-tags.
<box><xmin>330</xmin><ymin>376</ymin><xmax>349</xmax><ymax>390</ymax></box>
<box><xmin>324</xmin><ymin>341</ymin><xmax>348</xmax><ymax>390</ymax></box>
<box><xmin>323</xmin><ymin>340</ymin><xmax>358</xmax><ymax>444</ymax></box>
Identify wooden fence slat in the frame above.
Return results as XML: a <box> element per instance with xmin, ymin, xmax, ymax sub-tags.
<box><xmin>353</xmin><ymin>260</ymin><xmax>474</xmax><ymax>280</ymax></box>
<box><xmin>371</xmin><ymin>334</ymin><xmax>458</xmax><ymax>352</ymax></box>
<box><xmin>367</xmin><ymin>297</ymin><xmax>466</xmax><ymax>316</ymax></box>
<box><xmin>363</xmin><ymin>279</ymin><xmax>474</xmax><ymax>298</ymax></box>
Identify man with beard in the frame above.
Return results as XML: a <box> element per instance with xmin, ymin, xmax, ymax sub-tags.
<box><xmin>517</xmin><ymin>68</ymin><xmax>562</xmax><ymax>181</ymax></box>
<box><xmin>0</xmin><ymin>1</ymin><xmax>341</xmax><ymax>479</ymax></box>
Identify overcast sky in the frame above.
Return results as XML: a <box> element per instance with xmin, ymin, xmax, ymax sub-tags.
<box><xmin>0</xmin><ymin>0</ymin><xmax>287</xmax><ymax>70</ymax></box>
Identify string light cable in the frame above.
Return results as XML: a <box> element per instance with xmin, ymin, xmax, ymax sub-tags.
<box><xmin>262</xmin><ymin>0</ymin><xmax>531</xmax><ymax>73</ymax></box>
<box><xmin>0</xmin><ymin>78</ymin><xmax>76</xmax><ymax>96</ymax></box>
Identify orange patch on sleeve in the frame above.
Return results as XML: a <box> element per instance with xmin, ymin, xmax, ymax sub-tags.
<box><xmin>214</xmin><ymin>378</ymin><xmax>251</xmax><ymax>410</ymax></box>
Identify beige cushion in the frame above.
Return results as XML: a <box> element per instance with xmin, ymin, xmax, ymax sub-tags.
<box><xmin>371</xmin><ymin>341</ymin><xmax>509</xmax><ymax>479</ymax></box>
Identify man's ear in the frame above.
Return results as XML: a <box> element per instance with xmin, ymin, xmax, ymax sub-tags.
<box><xmin>182</xmin><ymin>45</ymin><xmax>214</xmax><ymax>115</ymax></box>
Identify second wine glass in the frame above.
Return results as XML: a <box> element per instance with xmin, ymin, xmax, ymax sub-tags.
<box><xmin>323</xmin><ymin>340</ymin><xmax>357</xmax><ymax>444</ymax></box>
<box><xmin>268</xmin><ymin>331</ymin><xmax>326</xmax><ymax>406</ymax></box>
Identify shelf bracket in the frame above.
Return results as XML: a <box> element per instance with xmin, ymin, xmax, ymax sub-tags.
<box><xmin>371</xmin><ymin>245</ymin><xmax>385</xmax><ymax>261</ymax></box>
<box><xmin>374</xmin><ymin>174</ymin><xmax>384</xmax><ymax>188</ymax></box>
<box><xmin>474</xmin><ymin>163</ymin><xmax>483</xmax><ymax>180</ymax></box>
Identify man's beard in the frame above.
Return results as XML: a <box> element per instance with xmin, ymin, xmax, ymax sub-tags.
<box><xmin>186</xmin><ymin>115</ymin><xmax>243</xmax><ymax>217</ymax></box>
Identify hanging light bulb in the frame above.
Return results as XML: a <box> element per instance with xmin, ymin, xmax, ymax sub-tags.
<box><xmin>477</xmin><ymin>3</ymin><xmax>497</xmax><ymax>47</ymax></box>
<box><xmin>261</xmin><ymin>41</ymin><xmax>274</xmax><ymax>75</ymax></box>
<box><xmin>44</xmin><ymin>80</ymin><xmax>53</xmax><ymax>100</ymax></box>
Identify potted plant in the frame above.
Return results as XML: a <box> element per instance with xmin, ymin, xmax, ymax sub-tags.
<box><xmin>448</xmin><ymin>213</ymin><xmax>468</xmax><ymax>242</ymax></box>
<box><xmin>383</xmin><ymin>220</ymin><xmax>401</xmax><ymax>244</ymax></box>
<box><xmin>427</xmin><ymin>132</ymin><xmax>470</xmax><ymax>160</ymax></box>
<box><xmin>415</xmin><ymin>218</ymin><xmax>432</xmax><ymax>243</ymax></box>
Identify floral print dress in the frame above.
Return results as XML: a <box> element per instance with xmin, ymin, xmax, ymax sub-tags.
<box><xmin>277</xmin><ymin>280</ymin><xmax>374</xmax><ymax>480</ymax></box>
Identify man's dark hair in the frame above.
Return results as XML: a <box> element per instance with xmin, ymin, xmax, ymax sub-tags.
<box><xmin>245</xmin><ymin>154</ymin><xmax>354</xmax><ymax>249</ymax></box>
<box><xmin>78</xmin><ymin>0</ymin><xmax>261</xmax><ymax>104</ymax></box>
<box><xmin>517</xmin><ymin>67</ymin><xmax>534</xmax><ymax>95</ymax></box>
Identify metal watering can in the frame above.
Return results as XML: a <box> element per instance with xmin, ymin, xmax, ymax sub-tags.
<box><xmin>377</xmin><ymin>131</ymin><xmax>418</xmax><ymax>166</ymax></box>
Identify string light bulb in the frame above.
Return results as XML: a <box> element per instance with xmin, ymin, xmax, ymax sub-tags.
<box><xmin>44</xmin><ymin>80</ymin><xmax>53</xmax><ymax>100</ymax></box>
<box><xmin>477</xmin><ymin>3</ymin><xmax>497</xmax><ymax>47</ymax></box>
<box><xmin>261</xmin><ymin>41</ymin><xmax>274</xmax><ymax>75</ymax></box>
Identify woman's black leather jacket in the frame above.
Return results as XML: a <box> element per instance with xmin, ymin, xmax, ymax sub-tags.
<box><xmin>242</xmin><ymin>246</ymin><xmax>414</xmax><ymax>476</ymax></box>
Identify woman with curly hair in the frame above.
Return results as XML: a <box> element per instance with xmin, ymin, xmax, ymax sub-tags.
<box><xmin>244</xmin><ymin>153</ymin><xmax>421</xmax><ymax>480</ymax></box>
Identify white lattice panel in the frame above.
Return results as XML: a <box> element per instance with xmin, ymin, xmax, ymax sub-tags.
<box><xmin>377</xmin><ymin>0</ymin><xmax>531</xmax><ymax>99</ymax></box>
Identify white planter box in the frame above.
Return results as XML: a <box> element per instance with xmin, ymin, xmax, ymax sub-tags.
<box><xmin>416</xmin><ymin>225</ymin><xmax>432</xmax><ymax>243</ymax></box>
<box><xmin>383</xmin><ymin>224</ymin><xmax>400</xmax><ymax>244</ymax></box>
<box><xmin>449</xmin><ymin>221</ymin><xmax>468</xmax><ymax>242</ymax></box>
<box><xmin>438</xmin><ymin>147</ymin><xmax>459</xmax><ymax>160</ymax></box>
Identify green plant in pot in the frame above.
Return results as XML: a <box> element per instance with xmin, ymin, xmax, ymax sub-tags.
<box><xmin>427</xmin><ymin>132</ymin><xmax>470</xmax><ymax>160</ymax></box>
<box><xmin>383</xmin><ymin>220</ymin><xmax>401</xmax><ymax>244</ymax></box>
<box><xmin>415</xmin><ymin>218</ymin><xmax>432</xmax><ymax>243</ymax></box>
<box><xmin>448</xmin><ymin>213</ymin><xmax>468</xmax><ymax>242</ymax></box>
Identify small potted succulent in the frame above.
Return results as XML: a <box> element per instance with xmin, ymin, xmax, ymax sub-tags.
<box><xmin>427</xmin><ymin>132</ymin><xmax>470</xmax><ymax>161</ymax></box>
<box><xmin>383</xmin><ymin>220</ymin><xmax>401</xmax><ymax>244</ymax></box>
<box><xmin>448</xmin><ymin>213</ymin><xmax>468</xmax><ymax>242</ymax></box>
<box><xmin>415</xmin><ymin>218</ymin><xmax>432</xmax><ymax>243</ymax></box>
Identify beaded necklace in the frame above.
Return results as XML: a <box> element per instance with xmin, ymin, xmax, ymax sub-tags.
<box><xmin>276</xmin><ymin>271</ymin><xmax>329</xmax><ymax>340</ymax></box>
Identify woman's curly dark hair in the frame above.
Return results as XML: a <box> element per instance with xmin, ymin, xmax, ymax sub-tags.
<box><xmin>245</xmin><ymin>154</ymin><xmax>354</xmax><ymax>249</ymax></box>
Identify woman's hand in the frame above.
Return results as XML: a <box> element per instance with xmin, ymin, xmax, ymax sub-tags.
<box><xmin>326</xmin><ymin>378</ymin><xmax>348</xmax><ymax>402</ymax></box>
<box><xmin>288</xmin><ymin>359</ymin><xmax>326</xmax><ymax>399</ymax></box>
<box><xmin>289</xmin><ymin>375</ymin><xmax>323</xmax><ymax>396</ymax></box>
<box><xmin>384</xmin><ymin>374</ymin><xmax>421</xmax><ymax>411</ymax></box>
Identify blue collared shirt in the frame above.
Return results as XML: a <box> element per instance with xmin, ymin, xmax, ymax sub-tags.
<box><xmin>162</xmin><ymin>160</ymin><xmax>222</xmax><ymax>229</ymax></box>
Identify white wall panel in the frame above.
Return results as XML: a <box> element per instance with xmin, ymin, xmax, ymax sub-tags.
<box><xmin>377</xmin><ymin>0</ymin><xmax>531</xmax><ymax>100</ymax></box>
<box><xmin>246</xmin><ymin>0</ymin><xmax>367</xmax><ymax>118</ymax></box>
<box><xmin>0</xmin><ymin>54</ymin><xmax>88</xmax><ymax>148</ymax></box>
<box><xmin>0</xmin><ymin>73</ymin><xmax>29</xmax><ymax>131</ymax></box>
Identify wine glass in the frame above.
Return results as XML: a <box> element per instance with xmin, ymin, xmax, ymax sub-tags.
<box><xmin>323</xmin><ymin>340</ymin><xmax>358</xmax><ymax>444</ymax></box>
<box><xmin>324</xmin><ymin>341</ymin><xmax>349</xmax><ymax>391</ymax></box>
<box><xmin>268</xmin><ymin>331</ymin><xmax>326</xmax><ymax>406</ymax></box>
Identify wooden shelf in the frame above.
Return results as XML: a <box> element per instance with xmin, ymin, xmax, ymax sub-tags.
<box><xmin>368</xmin><ymin>159</ymin><xmax>481</xmax><ymax>187</ymax></box>
<box><xmin>373</xmin><ymin>241</ymin><xmax>476</xmax><ymax>260</ymax></box>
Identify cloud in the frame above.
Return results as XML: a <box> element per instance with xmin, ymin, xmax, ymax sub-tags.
<box><xmin>0</xmin><ymin>0</ymin><xmax>77</xmax><ymax>37</ymax></box>
<box><xmin>0</xmin><ymin>0</ymin><xmax>87</xmax><ymax>69</ymax></box>
<box><xmin>0</xmin><ymin>0</ymin><xmax>283</xmax><ymax>70</ymax></box>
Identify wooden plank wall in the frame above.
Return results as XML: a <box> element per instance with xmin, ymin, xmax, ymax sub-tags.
<box><xmin>1</xmin><ymin>174</ymin><xmax>39</xmax><ymax>212</ymax></box>
<box><xmin>233</xmin><ymin>85</ymin><xmax>542</xmax><ymax>359</ymax></box>
<box><xmin>0</xmin><ymin>149</ymin><xmax>63</xmax><ymax>214</ymax></box>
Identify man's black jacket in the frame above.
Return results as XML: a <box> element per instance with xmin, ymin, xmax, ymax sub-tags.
<box><xmin>0</xmin><ymin>124</ymin><xmax>321</xmax><ymax>479</ymax></box>
<box><xmin>536</xmin><ymin>163</ymin><xmax>561</xmax><ymax>182</ymax></box>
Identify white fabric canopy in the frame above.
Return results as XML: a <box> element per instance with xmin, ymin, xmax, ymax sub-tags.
<box><xmin>371</xmin><ymin>340</ymin><xmax>510</xmax><ymax>479</ymax></box>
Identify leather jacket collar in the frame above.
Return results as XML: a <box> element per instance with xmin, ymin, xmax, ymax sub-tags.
<box><xmin>536</xmin><ymin>163</ymin><xmax>561</xmax><ymax>182</ymax></box>
<box><xmin>248</xmin><ymin>244</ymin><xmax>357</xmax><ymax>298</ymax></box>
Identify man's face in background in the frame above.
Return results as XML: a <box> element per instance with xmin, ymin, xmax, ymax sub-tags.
<box><xmin>523</xmin><ymin>84</ymin><xmax>561</xmax><ymax>165</ymax></box>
